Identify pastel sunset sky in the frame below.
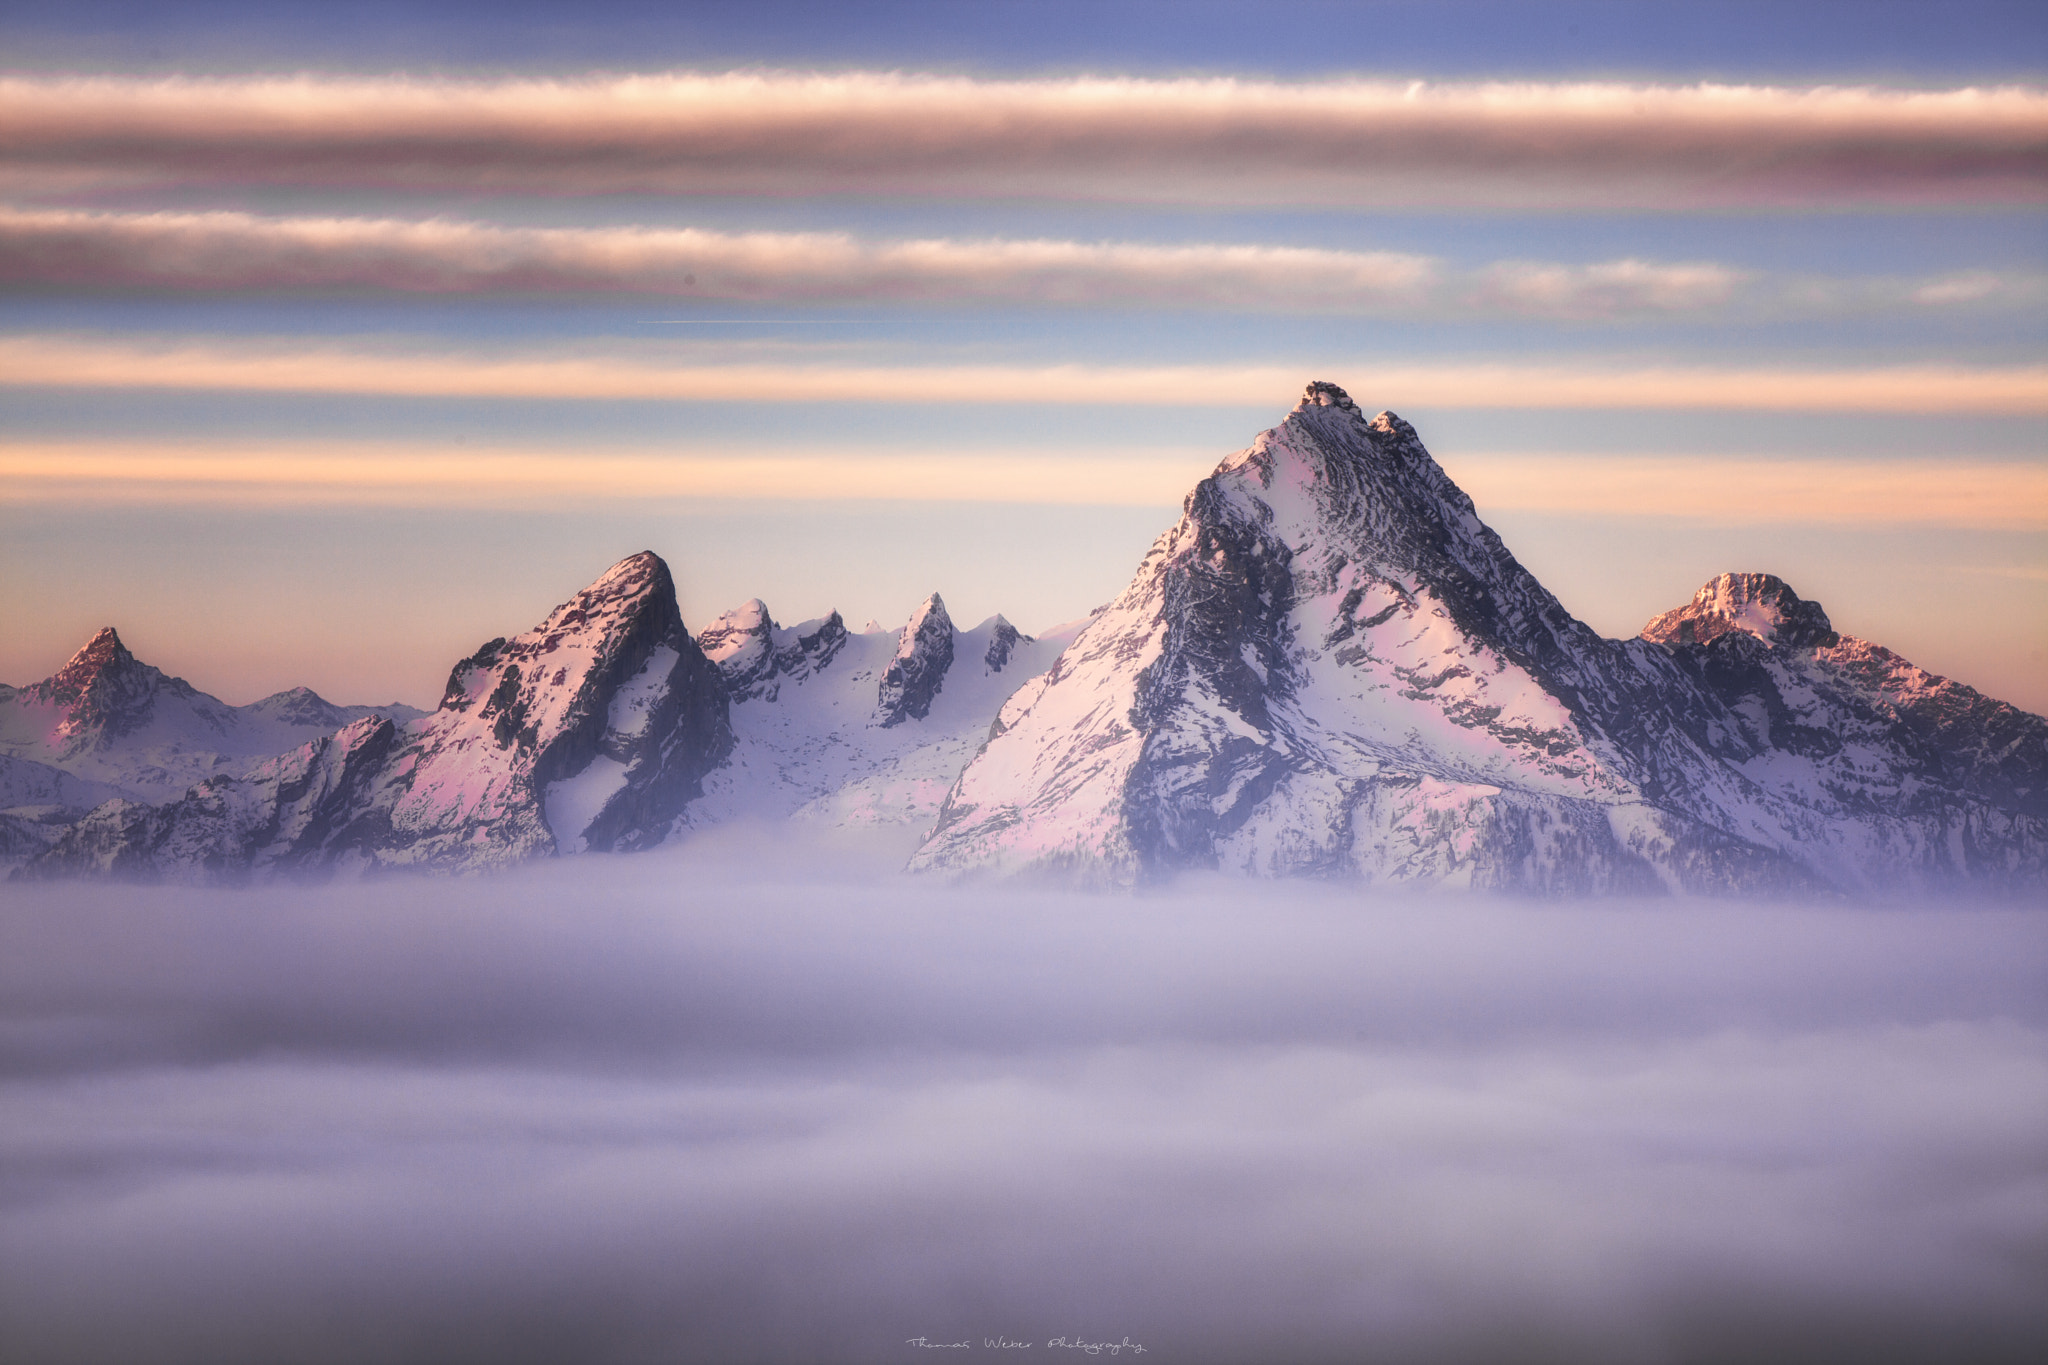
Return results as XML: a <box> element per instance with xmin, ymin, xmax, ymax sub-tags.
<box><xmin>3</xmin><ymin>0</ymin><xmax>2043</xmax><ymax>712</ymax></box>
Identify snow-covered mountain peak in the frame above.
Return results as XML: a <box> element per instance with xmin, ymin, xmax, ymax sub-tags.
<box><xmin>1642</xmin><ymin>573</ymin><xmax>1838</xmax><ymax>651</ymax></box>
<box><xmin>5</xmin><ymin>624</ymin><xmax>228</xmax><ymax>769</ymax></box>
<box><xmin>698</xmin><ymin>597</ymin><xmax>778</xmax><ymax>693</ymax></box>
<box><xmin>31</xmin><ymin>626</ymin><xmax>161</xmax><ymax>718</ymax></box>
<box><xmin>705</xmin><ymin>597</ymin><xmax>772</xmax><ymax>636</ymax></box>
<box><xmin>698</xmin><ymin>599</ymin><xmax>849</xmax><ymax>703</ymax></box>
<box><xmin>243</xmin><ymin>686</ymin><xmax>390</xmax><ymax>732</ymax></box>
<box><xmin>522</xmin><ymin>549</ymin><xmax>675</xmax><ymax>642</ymax></box>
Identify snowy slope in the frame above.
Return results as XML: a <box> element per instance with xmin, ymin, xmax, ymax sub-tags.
<box><xmin>0</xmin><ymin>628</ymin><xmax>422</xmax><ymax>800</ymax></box>
<box><xmin>687</xmin><ymin>593</ymin><xmax>1062</xmax><ymax>837</ymax></box>
<box><xmin>911</xmin><ymin>383</ymin><xmax>2042</xmax><ymax>892</ymax></box>
<box><xmin>0</xmin><ymin>753</ymin><xmax>130</xmax><ymax>870</ymax></box>
<box><xmin>21</xmin><ymin>553</ymin><xmax>732</xmax><ymax>881</ymax></box>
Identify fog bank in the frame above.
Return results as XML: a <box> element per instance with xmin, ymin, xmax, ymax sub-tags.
<box><xmin>2</xmin><ymin>848</ymin><xmax>2043</xmax><ymax>1363</ymax></box>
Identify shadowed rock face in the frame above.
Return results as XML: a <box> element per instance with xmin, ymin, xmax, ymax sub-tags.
<box><xmin>19</xmin><ymin>552</ymin><xmax>735</xmax><ymax>882</ymax></box>
<box><xmin>984</xmin><ymin>616</ymin><xmax>1025</xmax><ymax>673</ymax></box>
<box><xmin>876</xmin><ymin>594</ymin><xmax>956</xmax><ymax>727</ymax></box>
<box><xmin>912</xmin><ymin>383</ymin><xmax>2044</xmax><ymax>894</ymax></box>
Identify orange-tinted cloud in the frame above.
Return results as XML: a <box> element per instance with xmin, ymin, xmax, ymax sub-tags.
<box><xmin>2</xmin><ymin>334</ymin><xmax>2042</xmax><ymax>413</ymax></box>
<box><xmin>5</xmin><ymin>440</ymin><xmax>2041</xmax><ymax>528</ymax></box>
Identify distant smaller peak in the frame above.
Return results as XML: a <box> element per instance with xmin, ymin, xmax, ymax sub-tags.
<box><xmin>905</xmin><ymin>592</ymin><xmax>952</xmax><ymax>632</ymax></box>
<box><xmin>711</xmin><ymin>598</ymin><xmax>774</xmax><ymax>632</ymax></box>
<box><xmin>1297</xmin><ymin>381</ymin><xmax>1361</xmax><ymax>414</ymax></box>
<box><xmin>1367</xmin><ymin>410</ymin><xmax>1416</xmax><ymax>442</ymax></box>
<box><xmin>74</xmin><ymin>626</ymin><xmax>128</xmax><ymax>658</ymax></box>
<box><xmin>1643</xmin><ymin>572</ymin><xmax>1836</xmax><ymax>650</ymax></box>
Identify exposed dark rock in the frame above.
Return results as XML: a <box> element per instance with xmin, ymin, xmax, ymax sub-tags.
<box><xmin>876</xmin><ymin>594</ymin><xmax>956</xmax><ymax>727</ymax></box>
<box><xmin>984</xmin><ymin>616</ymin><xmax>1025</xmax><ymax>673</ymax></box>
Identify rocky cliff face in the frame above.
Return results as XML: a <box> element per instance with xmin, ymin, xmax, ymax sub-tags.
<box><xmin>875</xmin><ymin>593</ymin><xmax>956</xmax><ymax>727</ymax></box>
<box><xmin>909</xmin><ymin>383</ymin><xmax>2042</xmax><ymax>893</ymax></box>
<box><xmin>19</xmin><ymin>552</ymin><xmax>733</xmax><ymax>881</ymax></box>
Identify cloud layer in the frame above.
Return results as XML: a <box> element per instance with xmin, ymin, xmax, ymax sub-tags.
<box><xmin>5</xmin><ymin>439</ymin><xmax>2044</xmax><ymax>528</ymax></box>
<box><xmin>1</xmin><ymin>852</ymin><xmax>2044</xmax><ymax>1365</ymax></box>
<box><xmin>0</xmin><ymin>207</ymin><xmax>1825</xmax><ymax>319</ymax></box>
<box><xmin>5</xmin><ymin>334</ymin><xmax>2044</xmax><ymax>413</ymax></box>
<box><xmin>5</xmin><ymin>73</ymin><xmax>2042</xmax><ymax>206</ymax></box>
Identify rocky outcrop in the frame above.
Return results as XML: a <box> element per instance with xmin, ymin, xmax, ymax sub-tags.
<box><xmin>19</xmin><ymin>552</ymin><xmax>734</xmax><ymax>881</ymax></box>
<box><xmin>984</xmin><ymin>615</ymin><xmax>1026</xmax><ymax>673</ymax></box>
<box><xmin>1642</xmin><ymin>573</ymin><xmax>1838</xmax><ymax>650</ymax></box>
<box><xmin>875</xmin><ymin>594</ymin><xmax>956</xmax><ymax>727</ymax></box>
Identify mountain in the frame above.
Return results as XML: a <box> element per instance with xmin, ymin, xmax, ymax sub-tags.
<box><xmin>686</xmin><ymin>592</ymin><xmax>1062</xmax><ymax>837</ymax></box>
<box><xmin>19</xmin><ymin>553</ymin><xmax>732</xmax><ymax>881</ymax></box>
<box><xmin>0</xmin><ymin>627</ymin><xmax>424</xmax><ymax>801</ymax></box>
<box><xmin>13</xmin><ymin>384</ymin><xmax>2042</xmax><ymax>893</ymax></box>
<box><xmin>909</xmin><ymin>382</ymin><xmax>2044</xmax><ymax>892</ymax></box>
<box><xmin>0</xmin><ymin>753</ymin><xmax>129</xmax><ymax>867</ymax></box>
<box><xmin>1642</xmin><ymin>572</ymin><xmax>2047</xmax><ymax>833</ymax></box>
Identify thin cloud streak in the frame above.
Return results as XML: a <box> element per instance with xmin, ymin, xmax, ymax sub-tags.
<box><xmin>3</xmin><ymin>73</ymin><xmax>2042</xmax><ymax>207</ymax></box>
<box><xmin>0</xmin><ymin>443</ymin><xmax>1205</xmax><ymax>508</ymax></box>
<box><xmin>0</xmin><ymin>207</ymin><xmax>1447</xmax><ymax>314</ymax></box>
<box><xmin>5</xmin><ymin>440</ymin><xmax>2042</xmax><ymax>527</ymax></box>
<box><xmin>3</xmin><ymin>334</ymin><xmax>2044</xmax><ymax>413</ymax></box>
<box><xmin>14</xmin><ymin>207</ymin><xmax>2044</xmax><ymax>319</ymax></box>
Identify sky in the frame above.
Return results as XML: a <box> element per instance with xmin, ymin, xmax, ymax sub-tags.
<box><xmin>1</xmin><ymin>0</ymin><xmax>2044</xmax><ymax>713</ymax></box>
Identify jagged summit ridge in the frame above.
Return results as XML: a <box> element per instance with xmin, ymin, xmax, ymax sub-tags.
<box><xmin>18</xmin><ymin>626</ymin><xmax>208</xmax><ymax>755</ymax></box>
<box><xmin>1643</xmin><ymin>573</ymin><xmax>1838</xmax><ymax>650</ymax></box>
<box><xmin>19</xmin><ymin>552</ymin><xmax>734</xmax><ymax>880</ymax></box>
<box><xmin>1298</xmin><ymin>379</ymin><xmax>1363</xmax><ymax>414</ymax></box>
<box><xmin>699</xmin><ymin>598</ymin><xmax>849</xmax><ymax>704</ymax></box>
<box><xmin>912</xmin><ymin>389</ymin><xmax>1660</xmax><ymax>886</ymax></box>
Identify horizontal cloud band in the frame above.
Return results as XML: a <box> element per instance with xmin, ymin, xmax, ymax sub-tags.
<box><xmin>0</xmin><ymin>208</ymin><xmax>1788</xmax><ymax>318</ymax></box>
<box><xmin>2</xmin><ymin>335</ymin><xmax>2043</xmax><ymax>414</ymax></box>
<box><xmin>3</xmin><ymin>74</ymin><xmax>2042</xmax><ymax>206</ymax></box>
<box><xmin>4</xmin><ymin>442</ymin><xmax>2041</xmax><ymax>527</ymax></box>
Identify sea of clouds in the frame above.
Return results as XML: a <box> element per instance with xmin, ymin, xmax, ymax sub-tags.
<box><xmin>2</xmin><ymin>829</ymin><xmax>2043</xmax><ymax>1364</ymax></box>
